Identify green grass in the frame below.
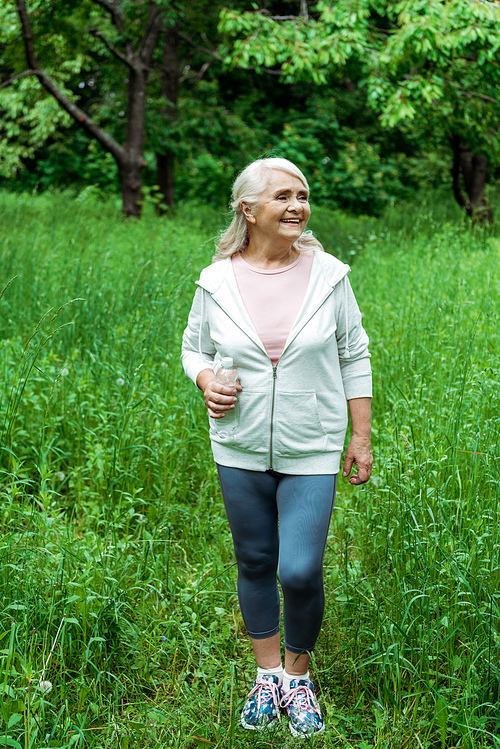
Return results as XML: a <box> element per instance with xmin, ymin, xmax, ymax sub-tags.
<box><xmin>0</xmin><ymin>188</ymin><xmax>499</xmax><ymax>748</ymax></box>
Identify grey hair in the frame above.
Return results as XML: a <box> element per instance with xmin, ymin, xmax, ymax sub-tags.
<box><xmin>212</xmin><ymin>157</ymin><xmax>324</xmax><ymax>262</ymax></box>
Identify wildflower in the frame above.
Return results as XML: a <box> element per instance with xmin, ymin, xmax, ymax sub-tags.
<box><xmin>39</xmin><ymin>680</ymin><xmax>53</xmax><ymax>694</ymax></box>
<box><xmin>116</xmin><ymin>377</ymin><xmax>125</xmax><ymax>386</ymax></box>
<box><xmin>55</xmin><ymin>471</ymin><xmax>65</xmax><ymax>482</ymax></box>
<box><xmin>60</xmin><ymin>368</ymin><xmax>69</xmax><ymax>377</ymax></box>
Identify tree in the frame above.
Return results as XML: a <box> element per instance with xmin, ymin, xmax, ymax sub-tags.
<box><xmin>0</xmin><ymin>2</ymin><xmax>79</xmax><ymax>180</ymax></box>
<box><xmin>1</xmin><ymin>0</ymin><xmax>165</xmax><ymax>217</ymax></box>
<box><xmin>367</xmin><ymin>0</ymin><xmax>500</xmax><ymax>222</ymax></box>
<box><xmin>1</xmin><ymin>0</ymin><xmax>459</xmax><ymax>214</ymax></box>
<box><xmin>219</xmin><ymin>0</ymin><xmax>500</xmax><ymax>221</ymax></box>
<box><xmin>155</xmin><ymin>23</ymin><xmax>179</xmax><ymax>210</ymax></box>
<box><xmin>0</xmin><ymin>0</ymin><xmax>261</xmax><ymax>213</ymax></box>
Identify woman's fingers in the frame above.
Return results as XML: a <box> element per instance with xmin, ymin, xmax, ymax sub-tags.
<box><xmin>204</xmin><ymin>381</ymin><xmax>240</xmax><ymax>418</ymax></box>
<box><xmin>342</xmin><ymin>436</ymin><xmax>373</xmax><ymax>484</ymax></box>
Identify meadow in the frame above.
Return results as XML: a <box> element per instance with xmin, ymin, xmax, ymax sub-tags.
<box><xmin>0</xmin><ymin>188</ymin><xmax>499</xmax><ymax>749</ymax></box>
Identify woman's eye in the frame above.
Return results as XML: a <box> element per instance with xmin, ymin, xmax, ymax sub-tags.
<box><xmin>275</xmin><ymin>193</ymin><xmax>308</xmax><ymax>201</ymax></box>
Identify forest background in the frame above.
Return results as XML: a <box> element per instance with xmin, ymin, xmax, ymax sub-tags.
<box><xmin>1</xmin><ymin>0</ymin><xmax>499</xmax><ymax>218</ymax></box>
<box><xmin>1</xmin><ymin>1</ymin><xmax>500</xmax><ymax>749</ymax></box>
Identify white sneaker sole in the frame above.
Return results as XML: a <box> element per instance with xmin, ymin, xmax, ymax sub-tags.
<box><xmin>289</xmin><ymin>722</ymin><xmax>325</xmax><ymax>738</ymax></box>
<box><xmin>240</xmin><ymin>716</ymin><xmax>278</xmax><ymax>731</ymax></box>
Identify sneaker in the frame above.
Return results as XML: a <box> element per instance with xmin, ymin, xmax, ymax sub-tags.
<box><xmin>240</xmin><ymin>674</ymin><xmax>282</xmax><ymax>730</ymax></box>
<box><xmin>280</xmin><ymin>679</ymin><xmax>324</xmax><ymax>737</ymax></box>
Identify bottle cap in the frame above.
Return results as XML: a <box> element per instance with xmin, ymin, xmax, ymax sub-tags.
<box><xmin>221</xmin><ymin>356</ymin><xmax>234</xmax><ymax>369</ymax></box>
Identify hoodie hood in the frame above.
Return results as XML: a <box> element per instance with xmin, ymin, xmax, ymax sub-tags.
<box><xmin>196</xmin><ymin>251</ymin><xmax>352</xmax><ymax>358</ymax></box>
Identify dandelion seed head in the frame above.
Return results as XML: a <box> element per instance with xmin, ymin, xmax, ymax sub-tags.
<box><xmin>60</xmin><ymin>368</ymin><xmax>69</xmax><ymax>377</ymax></box>
<box><xmin>116</xmin><ymin>377</ymin><xmax>125</xmax><ymax>386</ymax></box>
<box><xmin>39</xmin><ymin>680</ymin><xmax>53</xmax><ymax>694</ymax></box>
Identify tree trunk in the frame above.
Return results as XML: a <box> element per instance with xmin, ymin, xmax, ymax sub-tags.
<box><xmin>156</xmin><ymin>25</ymin><xmax>179</xmax><ymax>211</ymax></box>
<box><xmin>119</xmin><ymin>158</ymin><xmax>144</xmax><ymax>218</ymax></box>
<box><xmin>14</xmin><ymin>0</ymin><xmax>164</xmax><ymax>219</ymax></box>
<box><xmin>121</xmin><ymin>67</ymin><xmax>149</xmax><ymax>217</ymax></box>
<box><xmin>450</xmin><ymin>134</ymin><xmax>493</xmax><ymax>225</ymax></box>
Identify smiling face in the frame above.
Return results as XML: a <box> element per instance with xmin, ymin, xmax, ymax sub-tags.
<box><xmin>242</xmin><ymin>169</ymin><xmax>311</xmax><ymax>249</ymax></box>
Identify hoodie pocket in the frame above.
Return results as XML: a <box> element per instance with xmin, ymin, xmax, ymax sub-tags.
<box><xmin>209</xmin><ymin>407</ymin><xmax>239</xmax><ymax>441</ymax></box>
<box><xmin>210</xmin><ymin>389</ymin><xmax>268</xmax><ymax>452</ymax></box>
<box><xmin>274</xmin><ymin>390</ymin><xmax>328</xmax><ymax>457</ymax></box>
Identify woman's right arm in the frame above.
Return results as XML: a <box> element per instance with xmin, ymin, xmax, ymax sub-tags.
<box><xmin>181</xmin><ymin>288</ymin><xmax>241</xmax><ymax>419</ymax></box>
<box><xmin>181</xmin><ymin>288</ymin><xmax>216</xmax><ymax>383</ymax></box>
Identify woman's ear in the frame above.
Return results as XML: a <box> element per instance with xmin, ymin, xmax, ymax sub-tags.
<box><xmin>240</xmin><ymin>201</ymin><xmax>256</xmax><ymax>223</ymax></box>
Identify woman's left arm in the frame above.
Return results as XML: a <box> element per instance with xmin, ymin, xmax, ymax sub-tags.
<box><xmin>342</xmin><ymin>397</ymin><xmax>373</xmax><ymax>484</ymax></box>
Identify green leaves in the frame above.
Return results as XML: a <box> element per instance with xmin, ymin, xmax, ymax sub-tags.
<box><xmin>218</xmin><ymin>0</ymin><xmax>500</xmax><ymax>160</ymax></box>
<box><xmin>219</xmin><ymin>3</ymin><xmax>373</xmax><ymax>82</ymax></box>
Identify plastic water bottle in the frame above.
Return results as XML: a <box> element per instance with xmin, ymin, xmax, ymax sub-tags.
<box><xmin>216</xmin><ymin>356</ymin><xmax>239</xmax><ymax>436</ymax></box>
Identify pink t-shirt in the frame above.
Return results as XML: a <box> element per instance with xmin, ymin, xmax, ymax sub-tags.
<box><xmin>232</xmin><ymin>251</ymin><xmax>313</xmax><ymax>365</ymax></box>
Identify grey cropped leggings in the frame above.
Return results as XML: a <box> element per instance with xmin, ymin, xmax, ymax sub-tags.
<box><xmin>216</xmin><ymin>465</ymin><xmax>337</xmax><ymax>654</ymax></box>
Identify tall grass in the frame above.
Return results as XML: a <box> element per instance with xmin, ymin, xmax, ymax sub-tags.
<box><xmin>0</xmin><ymin>188</ymin><xmax>499</xmax><ymax>748</ymax></box>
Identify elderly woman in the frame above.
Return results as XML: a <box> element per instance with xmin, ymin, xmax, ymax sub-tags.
<box><xmin>181</xmin><ymin>157</ymin><xmax>372</xmax><ymax>736</ymax></box>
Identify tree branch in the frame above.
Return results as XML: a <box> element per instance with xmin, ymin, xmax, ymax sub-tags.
<box><xmin>178</xmin><ymin>32</ymin><xmax>283</xmax><ymax>76</ymax></box>
<box><xmin>16</xmin><ymin>0</ymin><xmax>38</xmax><ymax>69</ymax></box>
<box><xmin>178</xmin><ymin>31</ymin><xmax>218</xmax><ymax>60</ymax></box>
<box><xmin>37</xmin><ymin>71</ymin><xmax>125</xmax><ymax>162</ymax></box>
<box><xmin>256</xmin><ymin>10</ymin><xmax>308</xmax><ymax>22</ymax></box>
<box><xmin>89</xmin><ymin>28</ymin><xmax>135</xmax><ymax>70</ymax></box>
<box><xmin>139</xmin><ymin>2</ymin><xmax>164</xmax><ymax>66</ymax></box>
<box><xmin>89</xmin><ymin>0</ymin><xmax>126</xmax><ymax>33</ymax></box>
<box><xmin>459</xmin><ymin>89</ymin><xmax>499</xmax><ymax>104</ymax></box>
<box><xmin>0</xmin><ymin>69</ymin><xmax>36</xmax><ymax>90</ymax></box>
<box><xmin>179</xmin><ymin>59</ymin><xmax>212</xmax><ymax>84</ymax></box>
<box><xmin>15</xmin><ymin>0</ymin><xmax>125</xmax><ymax>164</ymax></box>
<box><xmin>196</xmin><ymin>59</ymin><xmax>211</xmax><ymax>81</ymax></box>
<box><xmin>89</xmin><ymin>0</ymin><xmax>134</xmax><ymax>58</ymax></box>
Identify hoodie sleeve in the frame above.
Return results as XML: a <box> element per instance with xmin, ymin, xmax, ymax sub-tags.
<box><xmin>181</xmin><ymin>286</ymin><xmax>217</xmax><ymax>385</ymax></box>
<box><xmin>335</xmin><ymin>276</ymin><xmax>372</xmax><ymax>400</ymax></box>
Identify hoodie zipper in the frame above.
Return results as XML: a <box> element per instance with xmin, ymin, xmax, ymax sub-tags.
<box><xmin>269</xmin><ymin>364</ymin><xmax>278</xmax><ymax>470</ymax></box>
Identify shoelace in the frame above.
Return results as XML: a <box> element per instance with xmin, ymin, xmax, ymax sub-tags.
<box><xmin>248</xmin><ymin>678</ymin><xmax>282</xmax><ymax>718</ymax></box>
<box><xmin>281</xmin><ymin>683</ymin><xmax>320</xmax><ymax>716</ymax></box>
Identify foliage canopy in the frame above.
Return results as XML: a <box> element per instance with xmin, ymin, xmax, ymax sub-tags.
<box><xmin>0</xmin><ymin>0</ymin><xmax>499</xmax><ymax>215</ymax></box>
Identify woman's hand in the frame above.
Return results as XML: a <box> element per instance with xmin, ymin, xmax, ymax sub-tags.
<box><xmin>342</xmin><ymin>435</ymin><xmax>373</xmax><ymax>484</ymax></box>
<box><xmin>343</xmin><ymin>397</ymin><xmax>373</xmax><ymax>484</ymax></box>
<box><xmin>196</xmin><ymin>368</ymin><xmax>242</xmax><ymax>419</ymax></box>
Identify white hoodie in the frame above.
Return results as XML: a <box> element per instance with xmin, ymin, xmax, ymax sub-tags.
<box><xmin>181</xmin><ymin>250</ymin><xmax>372</xmax><ymax>475</ymax></box>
